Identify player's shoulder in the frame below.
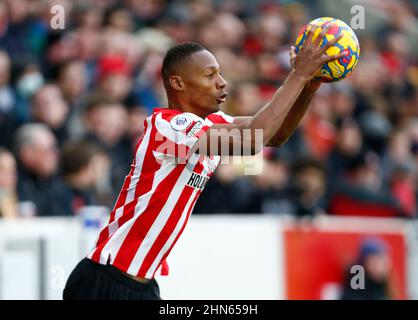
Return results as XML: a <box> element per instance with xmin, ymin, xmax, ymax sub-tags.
<box><xmin>150</xmin><ymin>108</ymin><xmax>234</xmax><ymax>132</ymax></box>
<box><xmin>151</xmin><ymin>108</ymin><xmax>203</xmax><ymax>131</ymax></box>
<box><xmin>206</xmin><ymin>110</ymin><xmax>234</xmax><ymax>124</ymax></box>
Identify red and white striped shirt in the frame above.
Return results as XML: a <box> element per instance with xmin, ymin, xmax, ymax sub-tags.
<box><xmin>88</xmin><ymin>107</ymin><xmax>234</xmax><ymax>279</ymax></box>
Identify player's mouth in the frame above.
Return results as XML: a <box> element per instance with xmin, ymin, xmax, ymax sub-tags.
<box><xmin>216</xmin><ymin>93</ymin><xmax>228</xmax><ymax>103</ymax></box>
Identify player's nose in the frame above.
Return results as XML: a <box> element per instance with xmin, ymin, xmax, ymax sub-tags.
<box><xmin>217</xmin><ymin>74</ymin><xmax>227</xmax><ymax>89</ymax></box>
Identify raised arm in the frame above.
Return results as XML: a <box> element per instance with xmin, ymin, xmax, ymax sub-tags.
<box><xmin>233</xmin><ymin>78</ymin><xmax>321</xmax><ymax>148</ymax></box>
<box><xmin>192</xmin><ymin>26</ymin><xmax>345</xmax><ymax>156</ymax></box>
<box><xmin>266</xmin><ymin>77</ymin><xmax>321</xmax><ymax>147</ymax></box>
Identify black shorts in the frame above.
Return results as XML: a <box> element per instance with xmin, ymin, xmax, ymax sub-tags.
<box><xmin>63</xmin><ymin>258</ymin><xmax>161</xmax><ymax>300</ymax></box>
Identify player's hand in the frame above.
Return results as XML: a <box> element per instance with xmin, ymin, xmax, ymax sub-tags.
<box><xmin>289</xmin><ymin>45</ymin><xmax>322</xmax><ymax>91</ymax></box>
<box><xmin>291</xmin><ymin>25</ymin><xmax>347</xmax><ymax>82</ymax></box>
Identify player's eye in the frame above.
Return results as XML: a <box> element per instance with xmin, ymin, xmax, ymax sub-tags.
<box><xmin>205</xmin><ymin>73</ymin><xmax>215</xmax><ymax>79</ymax></box>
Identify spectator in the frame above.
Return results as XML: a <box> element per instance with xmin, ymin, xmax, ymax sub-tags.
<box><xmin>389</xmin><ymin>161</ymin><xmax>417</xmax><ymax>218</ymax></box>
<box><xmin>127</xmin><ymin>105</ymin><xmax>149</xmax><ymax>145</ymax></box>
<box><xmin>327</xmin><ymin>117</ymin><xmax>363</xmax><ymax>179</ymax></box>
<box><xmin>301</xmin><ymin>88</ymin><xmax>336</xmax><ymax>161</ymax></box>
<box><xmin>0</xmin><ymin>0</ymin><xmax>416</xmax><ymax>218</ymax></box>
<box><xmin>0</xmin><ymin>147</ymin><xmax>19</xmax><ymax>218</ymax></box>
<box><xmin>14</xmin><ymin>123</ymin><xmax>70</xmax><ymax>216</ymax></box>
<box><xmin>341</xmin><ymin>237</ymin><xmax>398</xmax><ymax>300</ymax></box>
<box><xmin>252</xmin><ymin>151</ymin><xmax>293</xmax><ymax>215</ymax></box>
<box><xmin>0</xmin><ymin>50</ymin><xmax>15</xmax><ymax>113</ymax></box>
<box><xmin>56</xmin><ymin>59</ymin><xmax>90</xmax><ymax>139</ymax></box>
<box><xmin>104</xmin><ymin>4</ymin><xmax>134</xmax><ymax>33</ymax></box>
<box><xmin>327</xmin><ymin>152</ymin><xmax>405</xmax><ymax>218</ymax></box>
<box><xmin>11</xmin><ymin>55</ymin><xmax>44</xmax><ymax>123</ymax></box>
<box><xmin>194</xmin><ymin>162</ymin><xmax>260</xmax><ymax>214</ymax></box>
<box><xmin>288</xmin><ymin>156</ymin><xmax>327</xmax><ymax>217</ymax></box>
<box><xmin>57</xmin><ymin>59</ymin><xmax>89</xmax><ymax>108</ymax></box>
<box><xmin>226</xmin><ymin>82</ymin><xmax>264</xmax><ymax>117</ymax></box>
<box><xmin>0</xmin><ymin>0</ymin><xmax>47</xmax><ymax>61</ymax></box>
<box><xmin>0</xmin><ymin>50</ymin><xmax>18</xmax><ymax>149</ymax></box>
<box><xmin>59</xmin><ymin>140</ymin><xmax>108</xmax><ymax>215</ymax></box>
<box><xmin>31</xmin><ymin>84</ymin><xmax>70</xmax><ymax>146</ymax></box>
<box><xmin>95</xmin><ymin>54</ymin><xmax>136</xmax><ymax>106</ymax></box>
<box><xmin>82</xmin><ymin>94</ymin><xmax>132</xmax><ymax>201</ymax></box>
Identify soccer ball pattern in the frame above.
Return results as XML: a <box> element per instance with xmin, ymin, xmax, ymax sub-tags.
<box><xmin>295</xmin><ymin>17</ymin><xmax>360</xmax><ymax>82</ymax></box>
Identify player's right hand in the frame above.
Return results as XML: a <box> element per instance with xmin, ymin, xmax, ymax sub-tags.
<box><xmin>292</xmin><ymin>25</ymin><xmax>347</xmax><ymax>81</ymax></box>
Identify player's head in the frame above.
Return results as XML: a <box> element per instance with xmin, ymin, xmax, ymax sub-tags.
<box><xmin>162</xmin><ymin>42</ymin><xmax>228</xmax><ymax>115</ymax></box>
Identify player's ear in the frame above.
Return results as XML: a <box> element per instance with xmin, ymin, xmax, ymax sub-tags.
<box><xmin>168</xmin><ymin>75</ymin><xmax>184</xmax><ymax>91</ymax></box>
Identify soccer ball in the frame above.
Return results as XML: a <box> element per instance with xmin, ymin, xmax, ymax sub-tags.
<box><xmin>295</xmin><ymin>17</ymin><xmax>360</xmax><ymax>82</ymax></box>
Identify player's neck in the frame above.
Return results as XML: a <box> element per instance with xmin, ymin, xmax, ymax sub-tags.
<box><xmin>167</xmin><ymin>98</ymin><xmax>210</xmax><ymax>119</ymax></box>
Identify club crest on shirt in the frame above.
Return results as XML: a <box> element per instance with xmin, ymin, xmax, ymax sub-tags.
<box><xmin>170</xmin><ymin>114</ymin><xmax>193</xmax><ymax>131</ymax></box>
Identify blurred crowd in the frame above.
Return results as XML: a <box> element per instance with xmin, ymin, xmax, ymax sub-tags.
<box><xmin>0</xmin><ymin>0</ymin><xmax>418</xmax><ymax>219</ymax></box>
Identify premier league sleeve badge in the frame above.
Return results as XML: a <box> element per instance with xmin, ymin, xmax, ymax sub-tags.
<box><xmin>170</xmin><ymin>113</ymin><xmax>193</xmax><ymax>131</ymax></box>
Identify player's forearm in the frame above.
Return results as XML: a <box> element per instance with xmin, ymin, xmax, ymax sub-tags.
<box><xmin>241</xmin><ymin>71</ymin><xmax>308</xmax><ymax>153</ymax></box>
<box><xmin>267</xmin><ymin>81</ymin><xmax>319</xmax><ymax>146</ymax></box>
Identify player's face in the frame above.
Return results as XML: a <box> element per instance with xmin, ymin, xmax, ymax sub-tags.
<box><xmin>181</xmin><ymin>50</ymin><xmax>228</xmax><ymax>113</ymax></box>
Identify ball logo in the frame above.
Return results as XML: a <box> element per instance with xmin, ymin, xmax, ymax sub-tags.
<box><xmin>171</xmin><ymin>114</ymin><xmax>193</xmax><ymax>131</ymax></box>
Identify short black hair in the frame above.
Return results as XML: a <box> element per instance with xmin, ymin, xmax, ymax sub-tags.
<box><xmin>161</xmin><ymin>42</ymin><xmax>206</xmax><ymax>82</ymax></box>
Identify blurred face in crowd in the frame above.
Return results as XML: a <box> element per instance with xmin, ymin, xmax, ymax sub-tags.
<box><xmin>337</xmin><ymin>120</ymin><xmax>362</xmax><ymax>156</ymax></box>
<box><xmin>32</xmin><ymin>84</ymin><xmax>68</xmax><ymax>129</ymax></box>
<box><xmin>128</xmin><ymin>107</ymin><xmax>149</xmax><ymax>141</ymax></box>
<box><xmin>212</xmin><ymin>48</ymin><xmax>256</xmax><ymax>82</ymax></box>
<box><xmin>6</xmin><ymin>0</ymin><xmax>29</xmax><ymax>23</ymax></box>
<box><xmin>78</xmin><ymin>6</ymin><xmax>103</xmax><ymax>31</ymax></box>
<box><xmin>258</xmin><ymin>12</ymin><xmax>287</xmax><ymax>52</ymax></box>
<box><xmin>59</xmin><ymin>60</ymin><xmax>88</xmax><ymax>103</ymax></box>
<box><xmin>168</xmin><ymin>50</ymin><xmax>228</xmax><ymax>116</ymax></box>
<box><xmin>107</xmin><ymin>7</ymin><xmax>133</xmax><ymax>32</ymax></box>
<box><xmin>197</xmin><ymin>22</ymin><xmax>224</xmax><ymax>49</ymax></box>
<box><xmin>75</xmin><ymin>28</ymin><xmax>101</xmax><ymax>61</ymax></box>
<box><xmin>295</xmin><ymin>166</ymin><xmax>326</xmax><ymax>205</ymax></box>
<box><xmin>20</xmin><ymin>130</ymin><xmax>58</xmax><ymax>178</ymax></box>
<box><xmin>16</xmin><ymin>65</ymin><xmax>44</xmax><ymax>98</ymax></box>
<box><xmin>0</xmin><ymin>51</ymin><xmax>11</xmax><ymax>86</ymax></box>
<box><xmin>232</xmin><ymin>82</ymin><xmax>263</xmax><ymax>116</ymax></box>
<box><xmin>253</xmin><ymin>158</ymin><xmax>289</xmax><ymax>190</ymax></box>
<box><xmin>388</xmin><ymin>130</ymin><xmax>411</xmax><ymax>162</ymax></box>
<box><xmin>331</xmin><ymin>90</ymin><xmax>355</xmax><ymax>119</ymax></box>
<box><xmin>364</xmin><ymin>252</ymin><xmax>391</xmax><ymax>282</ymax></box>
<box><xmin>85</xmin><ymin>103</ymin><xmax>129</xmax><ymax>146</ymax></box>
<box><xmin>256</xmin><ymin>52</ymin><xmax>281</xmax><ymax>81</ymax></box>
<box><xmin>99</xmin><ymin>73</ymin><xmax>132</xmax><ymax>102</ymax></box>
<box><xmin>215</xmin><ymin>13</ymin><xmax>246</xmax><ymax>48</ymax></box>
<box><xmin>351</xmin><ymin>153</ymin><xmax>382</xmax><ymax>192</ymax></box>
<box><xmin>187</xmin><ymin>0</ymin><xmax>214</xmax><ymax>22</ymax></box>
<box><xmin>128</xmin><ymin>0</ymin><xmax>166</xmax><ymax>20</ymax></box>
<box><xmin>0</xmin><ymin>151</ymin><xmax>17</xmax><ymax>190</ymax></box>
<box><xmin>68</xmin><ymin>154</ymin><xmax>102</xmax><ymax>189</ymax></box>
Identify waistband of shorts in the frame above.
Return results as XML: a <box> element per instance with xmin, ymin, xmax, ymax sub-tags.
<box><xmin>87</xmin><ymin>258</ymin><xmax>157</xmax><ymax>291</ymax></box>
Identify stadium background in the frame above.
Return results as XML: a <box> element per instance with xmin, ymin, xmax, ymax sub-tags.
<box><xmin>0</xmin><ymin>0</ymin><xmax>418</xmax><ymax>299</ymax></box>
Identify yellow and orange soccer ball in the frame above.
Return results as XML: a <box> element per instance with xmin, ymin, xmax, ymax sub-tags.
<box><xmin>295</xmin><ymin>17</ymin><xmax>360</xmax><ymax>82</ymax></box>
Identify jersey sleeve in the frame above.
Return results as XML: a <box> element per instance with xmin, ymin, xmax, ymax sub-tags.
<box><xmin>152</xmin><ymin>111</ymin><xmax>209</xmax><ymax>160</ymax></box>
<box><xmin>151</xmin><ymin>110</ymin><xmax>235</xmax><ymax>161</ymax></box>
<box><xmin>206</xmin><ymin>111</ymin><xmax>234</xmax><ymax>125</ymax></box>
